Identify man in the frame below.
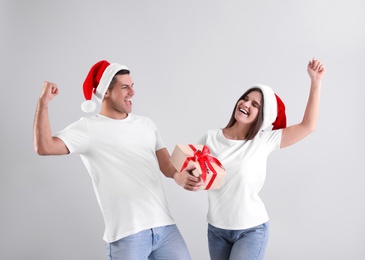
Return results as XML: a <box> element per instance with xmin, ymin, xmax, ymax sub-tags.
<box><xmin>33</xmin><ymin>60</ymin><xmax>202</xmax><ymax>259</ymax></box>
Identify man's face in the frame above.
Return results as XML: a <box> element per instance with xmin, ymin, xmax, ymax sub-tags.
<box><xmin>105</xmin><ymin>74</ymin><xmax>135</xmax><ymax>116</ymax></box>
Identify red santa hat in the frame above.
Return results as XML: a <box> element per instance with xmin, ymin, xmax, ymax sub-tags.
<box><xmin>252</xmin><ymin>84</ymin><xmax>287</xmax><ymax>131</ymax></box>
<box><xmin>81</xmin><ymin>60</ymin><xmax>129</xmax><ymax>112</ymax></box>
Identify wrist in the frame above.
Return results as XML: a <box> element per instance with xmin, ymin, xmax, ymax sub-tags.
<box><xmin>173</xmin><ymin>171</ymin><xmax>178</xmax><ymax>180</ymax></box>
<box><xmin>37</xmin><ymin>99</ymin><xmax>49</xmax><ymax>109</ymax></box>
<box><xmin>310</xmin><ymin>79</ymin><xmax>322</xmax><ymax>89</ymax></box>
<box><xmin>37</xmin><ymin>99</ymin><xmax>48</xmax><ymax>110</ymax></box>
<box><xmin>173</xmin><ymin>172</ymin><xmax>183</xmax><ymax>186</ymax></box>
<box><xmin>310</xmin><ymin>77</ymin><xmax>323</xmax><ymax>84</ymax></box>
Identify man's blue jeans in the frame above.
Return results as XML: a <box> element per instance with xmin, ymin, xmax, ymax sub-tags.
<box><xmin>106</xmin><ymin>224</ymin><xmax>191</xmax><ymax>260</ymax></box>
<box><xmin>208</xmin><ymin>222</ymin><xmax>269</xmax><ymax>260</ymax></box>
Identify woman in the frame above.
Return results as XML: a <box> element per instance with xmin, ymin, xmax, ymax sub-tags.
<box><xmin>198</xmin><ymin>58</ymin><xmax>325</xmax><ymax>259</ymax></box>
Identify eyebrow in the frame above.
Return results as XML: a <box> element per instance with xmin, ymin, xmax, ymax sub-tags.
<box><xmin>253</xmin><ymin>100</ymin><xmax>261</xmax><ymax>107</ymax></box>
<box><xmin>121</xmin><ymin>83</ymin><xmax>134</xmax><ymax>87</ymax></box>
<box><xmin>246</xmin><ymin>94</ymin><xmax>261</xmax><ymax>106</ymax></box>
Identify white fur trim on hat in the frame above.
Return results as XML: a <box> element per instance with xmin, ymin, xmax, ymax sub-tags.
<box><xmin>251</xmin><ymin>84</ymin><xmax>277</xmax><ymax>131</ymax></box>
<box><xmin>95</xmin><ymin>63</ymin><xmax>129</xmax><ymax>104</ymax></box>
<box><xmin>81</xmin><ymin>100</ymin><xmax>97</xmax><ymax>113</ymax></box>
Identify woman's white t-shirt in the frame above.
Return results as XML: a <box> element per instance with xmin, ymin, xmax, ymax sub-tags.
<box><xmin>198</xmin><ymin>128</ymin><xmax>282</xmax><ymax>230</ymax></box>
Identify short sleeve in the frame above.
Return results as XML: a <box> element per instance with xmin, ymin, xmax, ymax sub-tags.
<box><xmin>55</xmin><ymin>118</ymin><xmax>91</xmax><ymax>154</ymax></box>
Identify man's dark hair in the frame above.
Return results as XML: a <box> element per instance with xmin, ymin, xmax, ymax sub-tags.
<box><xmin>108</xmin><ymin>69</ymin><xmax>130</xmax><ymax>90</ymax></box>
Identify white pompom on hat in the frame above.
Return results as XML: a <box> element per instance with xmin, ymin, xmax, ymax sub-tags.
<box><xmin>81</xmin><ymin>60</ymin><xmax>129</xmax><ymax>112</ymax></box>
<box><xmin>251</xmin><ymin>84</ymin><xmax>287</xmax><ymax>131</ymax></box>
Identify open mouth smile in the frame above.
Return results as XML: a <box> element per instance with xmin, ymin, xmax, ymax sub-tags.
<box><xmin>239</xmin><ymin>108</ymin><xmax>248</xmax><ymax>115</ymax></box>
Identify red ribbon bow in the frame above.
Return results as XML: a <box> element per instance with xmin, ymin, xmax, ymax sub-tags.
<box><xmin>180</xmin><ymin>144</ymin><xmax>224</xmax><ymax>190</ymax></box>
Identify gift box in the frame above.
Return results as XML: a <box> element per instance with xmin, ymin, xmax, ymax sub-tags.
<box><xmin>170</xmin><ymin>144</ymin><xmax>226</xmax><ymax>190</ymax></box>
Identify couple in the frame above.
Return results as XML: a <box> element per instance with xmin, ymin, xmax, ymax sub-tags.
<box><xmin>33</xmin><ymin>58</ymin><xmax>325</xmax><ymax>260</ymax></box>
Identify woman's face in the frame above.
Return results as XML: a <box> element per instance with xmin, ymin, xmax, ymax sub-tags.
<box><xmin>234</xmin><ymin>90</ymin><xmax>262</xmax><ymax>125</ymax></box>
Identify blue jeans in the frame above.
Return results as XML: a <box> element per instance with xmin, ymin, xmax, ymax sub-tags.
<box><xmin>208</xmin><ymin>222</ymin><xmax>269</xmax><ymax>260</ymax></box>
<box><xmin>106</xmin><ymin>224</ymin><xmax>191</xmax><ymax>260</ymax></box>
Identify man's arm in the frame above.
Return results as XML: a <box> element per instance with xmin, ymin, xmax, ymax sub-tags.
<box><xmin>33</xmin><ymin>81</ymin><xmax>69</xmax><ymax>155</ymax></box>
<box><xmin>156</xmin><ymin>148</ymin><xmax>203</xmax><ymax>191</ymax></box>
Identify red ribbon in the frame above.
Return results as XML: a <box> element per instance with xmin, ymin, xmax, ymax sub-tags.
<box><xmin>180</xmin><ymin>144</ymin><xmax>224</xmax><ymax>190</ymax></box>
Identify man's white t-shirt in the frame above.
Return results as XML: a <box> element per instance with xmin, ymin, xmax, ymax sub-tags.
<box><xmin>55</xmin><ymin>113</ymin><xmax>174</xmax><ymax>243</ymax></box>
<box><xmin>198</xmin><ymin>128</ymin><xmax>282</xmax><ymax>230</ymax></box>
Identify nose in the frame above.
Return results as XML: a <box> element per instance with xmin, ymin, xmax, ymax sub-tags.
<box><xmin>242</xmin><ymin>100</ymin><xmax>250</xmax><ymax>108</ymax></box>
<box><xmin>129</xmin><ymin>86</ymin><xmax>135</xmax><ymax>96</ymax></box>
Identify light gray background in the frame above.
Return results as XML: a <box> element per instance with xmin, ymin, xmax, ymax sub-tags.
<box><xmin>1</xmin><ymin>1</ymin><xmax>364</xmax><ymax>259</ymax></box>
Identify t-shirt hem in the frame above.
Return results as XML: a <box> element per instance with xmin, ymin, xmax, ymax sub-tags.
<box><xmin>103</xmin><ymin>220</ymin><xmax>176</xmax><ymax>243</ymax></box>
<box><xmin>207</xmin><ymin>217</ymin><xmax>269</xmax><ymax>231</ymax></box>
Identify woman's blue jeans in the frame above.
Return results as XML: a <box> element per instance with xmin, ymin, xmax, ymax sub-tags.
<box><xmin>106</xmin><ymin>224</ymin><xmax>191</xmax><ymax>260</ymax></box>
<box><xmin>208</xmin><ymin>222</ymin><xmax>269</xmax><ymax>260</ymax></box>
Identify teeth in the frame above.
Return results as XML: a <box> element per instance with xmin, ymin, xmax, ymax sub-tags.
<box><xmin>239</xmin><ymin>108</ymin><xmax>248</xmax><ymax>115</ymax></box>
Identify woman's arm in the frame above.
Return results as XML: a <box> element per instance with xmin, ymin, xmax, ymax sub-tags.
<box><xmin>280</xmin><ymin>58</ymin><xmax>326</xmax><ymax>149</ymax></box>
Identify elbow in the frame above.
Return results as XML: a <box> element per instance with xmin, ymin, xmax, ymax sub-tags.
<box><xmin>34</xmin><ymin>141</ymin><xmax>52</xmax><ymax>156</ymax></box>
<box><xmin>34</xmin><ymin>145</ymin><xmax>48</xmax><ymax>156</ymax></box>
<box><xmin>34</xmin><ymin>138</ymin><xmax>47</xmax><ymax>155</ymax></box>
<box><xmin>302</xmin><ymin>127</ymin><xmax>316</xmax><ymax>139</ymax></box>
<box><xmin>309</xmin><ymin>124</ymin><xmax>317</xmax><ymax>134</ymax></box>
<box><xmin>160</xmin><ymin>168</ymin><xmax>171</xmax><ymax>178</ymax></box>
<box><xmin>33</xmin><ymin>136</ymin><xmax>66</xmax><ymax>155</ymax></box>
<box><xmin>301</xmin><ymin>121</ymin><xmax>317</xmax><ymax>135</ymax></box>
<box><xmin>159</xmin><ymin>165</ymin><xmax>176</xmax><ymax>179</ymax></box>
